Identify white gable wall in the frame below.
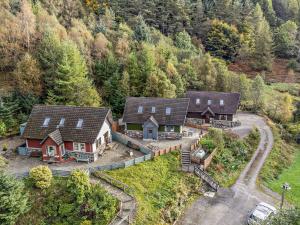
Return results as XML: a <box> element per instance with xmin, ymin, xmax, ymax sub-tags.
<box><xmin>92</xmin><ymin>118</ymin><xmax>111</xmax><ymax>152</ymax></box>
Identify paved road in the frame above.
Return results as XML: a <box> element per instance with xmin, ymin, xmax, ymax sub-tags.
<box><xmin>177</xmin><ymin>113</ymin><xmax>280</xmax><ymax>225</ymax></box>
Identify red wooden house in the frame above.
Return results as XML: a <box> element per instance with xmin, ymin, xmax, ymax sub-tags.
<box><xmin>21</xmin><ymin>105</ymin><xmax>113</xmax><ymax>163</ymax></box>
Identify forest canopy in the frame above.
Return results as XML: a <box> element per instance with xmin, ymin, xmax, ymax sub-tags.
<box><xmin>0</xmin><ymin>0</ymin><xmax>299</xmax><ymax>135</ymax></box>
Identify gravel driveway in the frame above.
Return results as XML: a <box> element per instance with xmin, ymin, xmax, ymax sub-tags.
<box><xmin>177</xmin><ymin>113</ymin><xmax>281</xmax><ymax>225</ymax></box>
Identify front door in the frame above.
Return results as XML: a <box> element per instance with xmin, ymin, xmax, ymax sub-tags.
<box><xmin>148</xmin><ymin>129</ymin><xmax>153</xmax><ymax>139</ymax></box>
<box><xmin>205</xmin><ymin>114</ymin><xmax>210</xmax><ymax>123</ymax></box>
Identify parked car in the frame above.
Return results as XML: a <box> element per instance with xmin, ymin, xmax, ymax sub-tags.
<box><xmin>247</xmin><ymin>202</ymin><xmax>277</xmax><ymax>225</ymax></box>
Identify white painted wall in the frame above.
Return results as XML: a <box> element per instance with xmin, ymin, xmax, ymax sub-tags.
<box><xmin>92</xmin><ymin>119</ymin><xmax>111</xmax><ymax>152</ymax></box>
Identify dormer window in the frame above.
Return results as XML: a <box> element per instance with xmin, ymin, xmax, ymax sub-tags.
<box><xmin>208</xmin><ymin>100</ymin><xmax>212</xmax><ymax>105</ymax></box>
<box><xmin>151</xmin><ymin>106</ymin><xmax>156</xmax><ymax>113</ymax></box>
<box><xmin>59</xmin><ymin>118</ymin><xmax>65</xmax><ymax>126</ymax></box>
<box><xmin>166</xmin><ymin>107</ymin><xmax>171</xmax><ymax>115</ymax></box>
<box><xmin>138</xmin><ymin>106</ymin><xmax>143</xmax><ymax>114</ymax></box>
<box><xmin>220</xmin><ymin>99</ymin><xmax>224</xmax><ymax>106</ymax></box>
<box><xmin>196</xmin><ymin>98</ymin><xmax>200</xmax><ymax>105</ymax></box>
<box><xmin>76</xmin><ymin>119</ymin><xmax>83</xmax><ymax>129</ymax></box>
<box><xmin>42</xmin><ymin>117</ymin><xmax>50</xmax><ymax>127</ymax></box>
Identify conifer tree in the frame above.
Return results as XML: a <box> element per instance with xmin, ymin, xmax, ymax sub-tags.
<box><xmin>0</xmin><ymin>173</ymin><xmax>29</xmax><ymax>225</ymax></box>
<box><xmin>47</xmin><ymin>41</ymin><xmax>101</xmax><ymax>107</ymax></box>
<box><xmin>251</xmin><ymin>4</ymin><xmax>273</xmax><ymax>71</ymax></box>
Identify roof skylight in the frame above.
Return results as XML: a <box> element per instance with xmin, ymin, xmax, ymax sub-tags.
<box><xmin>76</xmin><ymin>119</ymin><xmax>83</xmax><ymax>128</ymax></box>
<box><xmin>42</xmin><ymin>117</ymin><xmax>50</xmax><ymax>127</ymax></box>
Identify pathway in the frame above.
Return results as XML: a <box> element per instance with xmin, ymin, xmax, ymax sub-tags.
<box><xmin>177</xmin><ymin>113</ymin><xmax>280</xmax><ymax>225</ymax></box>
<box><xmin>91</xmin><ymin>177</ymin><xmax>136</xmax><ymax>225</ymax></box>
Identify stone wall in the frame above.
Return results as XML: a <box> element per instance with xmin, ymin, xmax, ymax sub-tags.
<box><xmin>125</xmin><ymin>130</ymin><xmax>143</xmax><ymax>139</ymax></box>
<box><xmin>126</xmin><ymin>130</ymin><xmax>182</xmax><ymax>140</ymax></box>
<box><xmin>186</xmin><ymin>118</ymin><xmax>205</xmax><ymax>125</ymax></box>
<box><xmin>158</xmin><ymin>132</ymin><xmax>182</xmax><ymax>140</ymax></box>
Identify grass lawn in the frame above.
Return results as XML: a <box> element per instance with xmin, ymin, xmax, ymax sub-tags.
<box><xmin>95</xmin><ymin>151</ymin><xmax>200</xmax><ymax>225</ymax></box>
<box><xmin>260</xmin><ymin>121</ymin><xmax>299</xmax><ymax>206</ymax></box>
<box><xmin>266</xmin><ymin>148</ymin><xmax>300</xmax><ymax>207</ymax></box>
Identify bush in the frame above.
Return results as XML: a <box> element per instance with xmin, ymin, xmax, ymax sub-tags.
<box><xmin>0</xmin><ymin>121</ymin><xmax>6</xmax><ymax>137</ymax></box>
<box><xmin>29</xmin><ymin>165</ymin><xmax>53</xmax><ymax>189</ymax></box>
<box><xmin>80</xmin><ymin>220</ymin><xmax>92</xmax><ymax>225</ymax></box>
<box><xmin>0</xmin><ymin>172</ymin><xmax>29</xmax><ymax>224</ymax></box>
<box><xmin>0</xmin><ymin>155</ymin><xmax>8</xmax><ymax>169</ymax></box>
<box><xmin>200</xmin><ymin>138</ymin><xmax>216</xmax><ymax>152</ymax></box>
<box><xmin>2</xmin><ymin>143</ymin><xmax>8</xmax><ymax>151</ymax></box>
<box><xmin>67</xmin><ymin>170</ymin><xmax>90</xmax><ymax>203</ymax></box>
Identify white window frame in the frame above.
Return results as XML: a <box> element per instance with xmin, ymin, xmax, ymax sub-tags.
<box><xmin>196</xmin><ymin>98</ymin><xmax>201</xmax><ymax>105</ymax></box>
<box><xmin>73</xmin><ymin>142</ymin><xmax>86</xmax><ymax>152</ymax></box>
<box><xmin>138</xmin><ymin>106</ymin><xmax>143</xmax><ymax>114</ymax></box>
<box><xmin>47</xmin><ymin>146</ymin><xmax>56</xmax><ymax>156</ymax></box>
<box><xmin>60</xmin><ymin>144</ymin><xmax>66</xmax><ymax>156</ymax></box>
<box><xmin>166</xmin><ymin>107</ymin><xmax>171</xmax><ymax>115</ymax></box>
<box><xmin>43</xmin><ymin>117</ymin><xmax>51</xmax><ymax>127</ymax></box>
<box><xmin>220</xmin><ymin>99</ymin><xmax>224</xmax><ymax>106</ymax></box>
<box><xmin>151</xmin><ymin>106</ymin><xmax>156</xmax><ymax>113</ymax></box>
<box><xmin>208</xmin><ymin>100</ymin><xmax>212</xmax><ymax>105</ymax></box>
<box><xmin>165</xmin><ymin>125</ymin><xmax>175</xmax><ymax>132</ymax></box>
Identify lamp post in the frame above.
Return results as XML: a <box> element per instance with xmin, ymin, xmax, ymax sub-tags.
<box><xmin>280</xmin><ymin>183</ymin><xmax>291</xmax><ymax>210</ymax></box>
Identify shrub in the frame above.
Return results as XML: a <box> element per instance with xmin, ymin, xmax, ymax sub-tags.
<box><xmin>0</xmin><ymin>172</ymin><xmax>29</xmax><ymax>224</ymax></box>
<box><xmin>80</xmin><ymin>220</ymin><xmax>92</xmax><ymax>225</ymax></box>
<box><xmin>67</xmin><ymin>170</ymin><xmax>90</xmax><ymax>203</ymax></box>
<box><xmin>0</xmin><ymin>121</ymin><xmax>6</xmax><ymax>137</ymax></box>
<box><xmin>200</xmin><ymin>138</ymin><xmax>216</xmax><ymax>152</ymax></box>
<box><xmin>29</xmin><ymin>165</ymin><xmax>53</xmax><ymax>189</ymax></box>
<box><xmin>207</xmin><ymin>128</ymin><xmax>224</xmax><ymax>150</ymax></box>
<box><xmin>2</xmin><ymin>143</ymin><xmax>8</xmax><ymax>151</ymax></box>
<box><xmin>0</xmin><ymin>155</ymin><xmax>8</xmax><ymax>169</ymax></box>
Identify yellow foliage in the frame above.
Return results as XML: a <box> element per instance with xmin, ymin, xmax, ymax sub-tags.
<box><xmin>29</xmin><ymin>165</ymin><xmax>53</xmax><ymax>189</ymax></box>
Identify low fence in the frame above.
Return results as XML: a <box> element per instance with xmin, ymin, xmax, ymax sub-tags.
<box><xmin>190</xmin><ymin>133</ymin><xmax>206</xmax><ymax>151</ymax></box>
<box><xmin>89</xmin><ymin>154</ymin><xmax>152</xmax><ymax>173</ymax></box>
<box><xmin>153</xmin><ymin>144</ymin><xmax>182</xmax><ymax>157</ymax></box>
<box><xmin>112</xmin><ymin>131</ymin><xmax>152</xmax><ymax>155</ymax></box>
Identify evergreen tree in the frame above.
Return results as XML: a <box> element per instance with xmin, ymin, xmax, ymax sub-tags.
<box><xmin>37</xmin><ymin>30</ymin><xmax>63</xmax><ymax>94</ymax></box>
<box><xmin>134</xmin><ymin>15</ymin><xmax>152</xmax><ymax>43</ymax></box>
<box><xmin>47</xmin><ymin>41</ymin><xmax>101</xmax><ymax>107</ymax></box>
<box><xmin>174</xmin><ymin>30</ymin><xmax>192</xmax><ymax>50</ymax></box>
<box><xmin>274</xmin><ymin>20</ymin><xmax>298</xmax><ymax>58</ymax></box>
<box><xmin>251</xmin><ymin>4</ymin><xmax>273</xmax><ymax>71</ymax></box>
<box><xmin>0</xmin><ymin>172</ymin><xmax>29</xmax><ymax>225</ymax></box>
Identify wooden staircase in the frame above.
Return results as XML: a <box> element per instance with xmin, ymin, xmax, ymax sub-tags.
<box><xmin>194</xmin><ymin>165</ymin><xmax>219</xmax><ymax>192</ymax></box>
<box><xmin>181</xmin><ymin>150</ymin><xmax>191</xmax><ymax>167</ymax></box>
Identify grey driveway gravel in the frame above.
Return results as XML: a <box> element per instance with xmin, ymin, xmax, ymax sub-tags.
<box><xmin>177</xmin><ymin>113</ymin><xmax>281</xmax><ymax>225</ymax></box>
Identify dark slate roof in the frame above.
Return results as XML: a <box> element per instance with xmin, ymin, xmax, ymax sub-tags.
<box><xmin>186</xmin><ymin>91</ymin><xmax>240</xmax><ymax>114</ymax></box>
<box><xmin>122</xmin><ymin>97</ymin><xmax>190</xmax><ymax>126</ymax></box>
<box><xmin>45</xmin><ymin>129</ymin><xmax>63</xmax><ymax>145</ymax></box>
<box><xmin>22</xmin><ymin>105</ymin><xmax>111</xmax><ymax>143</ymax></box>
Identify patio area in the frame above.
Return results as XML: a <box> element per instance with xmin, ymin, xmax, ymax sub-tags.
<box><xmin>138</xmin><ymin>126</ymin><xmax>203</xmax><ymax>152</ymax></box>
<box><xmin>4</xmin><ymin>140</ymin><xmax>144</xmax><ymax>176</ymax></box>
